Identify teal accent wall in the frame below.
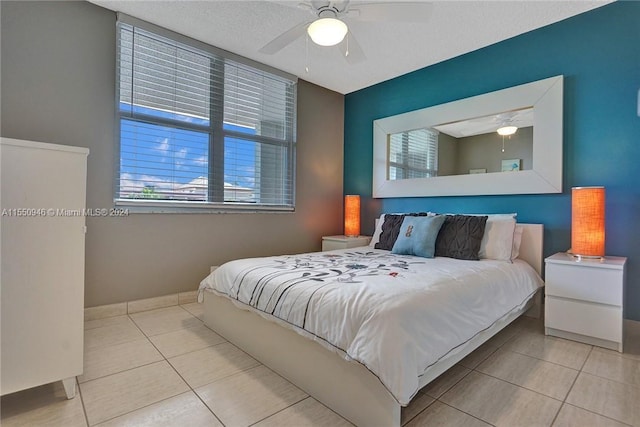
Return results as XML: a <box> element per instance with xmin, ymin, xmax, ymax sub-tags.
<box><xmin>344</xmin><ymin>2</ymin><xmax>640</xmax><ymax>320</ymax></box>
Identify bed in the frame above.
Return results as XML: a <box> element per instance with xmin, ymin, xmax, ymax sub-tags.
<box><xmin>199</xmin><ymin>220</ymin><xmax>544</xmax><ymax>427</ymax></box>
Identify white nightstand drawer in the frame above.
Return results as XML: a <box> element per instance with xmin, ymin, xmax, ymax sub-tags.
<box><xmin>545</xmin><ymin>263</ymin><xmax>623</xmax><ymax>306</ymax></box>
<box><xmin>322</xmin><ymin>235</ymin><xmax>371</xmax><ymax>251</ymax></box>
<box><xmin>545</xmin><ymin>297</ymin><xmax>623</xmax><ymax>342</ymax></box>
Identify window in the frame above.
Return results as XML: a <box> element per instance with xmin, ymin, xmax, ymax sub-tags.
<box><xmin>388</xmin><ymin>128</ymin><xmax>438</xmax><ymax>179</ymax></box>
<box><xmin>116</xmin><ymin>17</ymin><xmax>297</xmax><ymax>211</ymax></box>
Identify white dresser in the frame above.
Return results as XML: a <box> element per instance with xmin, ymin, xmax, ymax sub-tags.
<box><xmin>544</xmin><ymin>252</ymin><xmax>626</xmax><ymax>352</ymax></box>
<box><xmin>1</xmin><ymin>138</ymin><xmax>89</xmax><ymax>398</ymax></box>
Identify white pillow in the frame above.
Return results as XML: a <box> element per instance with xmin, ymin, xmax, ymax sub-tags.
<box><xmin>512</xmin><ymin>225</ymin><xmax>524</xmax><ymax>260</ymax></box>
<box><xmin>369</xmin><ymin>214</ymin><xmax>386</xmax><ymax>247</ymax></box>
<box><xmin>478</xmin><ymin>215</ymin><xmax>517</xmax><ymax>261</ymax></box>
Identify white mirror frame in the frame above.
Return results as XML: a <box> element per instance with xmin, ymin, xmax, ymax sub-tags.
<box><xmin>373</xmin><ymin>75</ymin><xmax>563</xmax><ymax>198</ymax></box>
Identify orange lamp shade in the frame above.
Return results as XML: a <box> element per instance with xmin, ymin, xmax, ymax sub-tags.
<box><xmin>344</xmin><ymin>195</ymin><xmax>361</xmax><ymax>237</ymax></box>
<box><xmin>571</xmin><ymin>186</ymin><xmax>605</xmax><ymax>257</ymax></box>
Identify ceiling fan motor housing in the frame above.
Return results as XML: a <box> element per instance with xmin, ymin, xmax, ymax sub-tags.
<box><xmin>312</xmin><ymin>0</ymin><xmax>350</xmax><ymax>17</ymax></box>
<box><xmin>318</xmin><ymin>8</ymin><xmax>339</xmax><ymax>18</ymax></box>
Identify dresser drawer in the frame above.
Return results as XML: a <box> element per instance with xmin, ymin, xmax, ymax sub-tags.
<box><xmin>545</xmin><ymin>297</ymin><xmax>623</xmax><ymax>342</ymax></box>
<box><xmin>545</xmin><ymin>263</ymin><xmax>623</xmax><ymax>306</ymax></box>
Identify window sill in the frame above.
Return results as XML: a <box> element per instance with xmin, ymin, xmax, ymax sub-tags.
<box><xmin>114</xmin><ymin>199</ymin><xmax>295</xmax><ymax>214</ymax></box>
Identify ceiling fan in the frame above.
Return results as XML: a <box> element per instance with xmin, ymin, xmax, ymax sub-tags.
<box><xmin>433</xmin><ymin>108</ymin><xmax>534</xmax><ymax>139</ymax></box>
<box><xmin>259</xmin><ymin>1</ymin><xmax>433</xmax><ymax>64</ymax></box>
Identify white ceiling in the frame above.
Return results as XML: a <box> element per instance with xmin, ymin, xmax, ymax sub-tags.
<box><xmin>89</xmin><ymin>0</ymin><xmax>611</xmax><ymax>94</ymax></box>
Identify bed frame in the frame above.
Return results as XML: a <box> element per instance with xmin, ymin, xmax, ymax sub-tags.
<box><xmin>202</xmin><ymin>224</ymin><xmax>543</xmax><ymax>427</ymax></box>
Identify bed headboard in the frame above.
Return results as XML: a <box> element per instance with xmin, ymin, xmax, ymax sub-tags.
<box><xmin>517</xmin><ymin>224</ymin><xmax>544</xmax><ymax>276</ymax></box>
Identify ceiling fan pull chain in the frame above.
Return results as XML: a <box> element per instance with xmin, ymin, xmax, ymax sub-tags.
<box><xmin>305</xmin><ymin>34</ymin><xmax>310</xmax><ymax>73</ymax></box>
<box><xmin>345</xmin><ymin>32</ymin><xmax>350</xmax><ymax>57</ymax></box>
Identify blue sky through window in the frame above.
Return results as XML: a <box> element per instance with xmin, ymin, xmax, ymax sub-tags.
<box><xmin>119</xmin><ymin>103</ymin><xmax>257</xmax><ymax>201</ymax></box>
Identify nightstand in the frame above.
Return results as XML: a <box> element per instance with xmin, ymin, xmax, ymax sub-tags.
<box><xmin>544</xmin><ymin>252</ymin><xmax>627</xmax><ymax>352</ymax></box>
<box><xmin>322</xmin><ymin>235</ymin><xmax>371</xmax><ymax>251</ymax></box>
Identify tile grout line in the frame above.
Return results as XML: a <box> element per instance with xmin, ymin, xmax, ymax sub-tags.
<box><xmin>405</xmin><ymin>368</ymin><xmax>473</xmax><ymax>426</ymax></box>
<box><xmin>403</xmin><ymin>365</ymin><xmax>476</xmax><ymax>425</ymax></box>
<box><xmin>578</xmin><ymin>350</ymin><xmax>640</xmax><ymax>389</ymax></box>
<box><xmin>456</xmin><ymin>327</ymin><xmax>567</xmax><ymax>427</ymax></box>
<box><xmin>436</xmin><ymin>400</ymin><xmax>497</xmax><ymax>427</ymax></box>
<box><xmin>546</xmin><ymin>343</ymin><xmax>636</xmax><ymax>427</ymax></box>
<box><xmin>84</xmin><ymin>339</ymin><xmax>181</xmax><ymax>425</ymax></box>
<box><xmin>507</xmin><ymin>347</ymin><xmax>588</xmax><ymax>371</ymax></box>
<box><xmin>80</xmin><ymin>313</ymin><xmax>154</xmax><ymax>426</ymax></box>
<box><xmin>176</xmin><ymin>306</ymin><xmax>338</xmax><ymax>426</ymax></box>
<box><xmin>130</xmin><ymin>306</ymin><xmax>227</xmax><ymax>427</ymax></box>
<box><xmin>404</xmin><ymin>398</ymin><xmax>438</xmax><ymax>427</ymax></box>
<box><xmin>83</xmin><ymin>317</ymin><xmax>147</xmax><ymax>351</ymax></box>
<box><xmin>483</xmin><ymin>339</ymin><xmax>638</xmax><ymax>427</ymax></box>
<box><xmin>475</xmin><ymin>347</ymin><xmax>582</xmax><ymax>397</ymax></box>
<box><xmin>549</xmin><ymin>357</ymin><xmax>584</xmax><ymax>427</ymax></box>
<box><xmin>578</xmin><ymin>370</ymin><xmax>640</xmax><ymax>390</ymax></box>
<box><xmin>470</xmin><ymin>368</ymin><xmax>566</xmax><ymax>404</ymax></box>
<box><xmin>76</xmin><ymin>377</ymin><xmax>91</xmax><ymax>427</ymax></box>
<box><xmin>554</xmin><ymin>403</ymin><xmax>635</xmax><ymax>427</ymax></box>
<box><xmin>560</xmin><ymin>351</ymin><xmax>638</xmax><ymax>427</ymax></box>
<box><xmin>87</xmin><ymin>391</ymin><xmax>191</xmax><ymax>426</ymax></box>
<box><xmin>247</xmin><ymin>395</ymin><xmax>311</xmax><ymax>427</ymax></box>
<box><xmin>180</xmin><ymin>312</ymin><xmax>336</xmax><ymax>426</ymax></box>
<box><xmin>79</xmin><ymin>359</ymin><xmax>165</xmax><ymax>387</ymax></box>
<box><xmin>81</xmin><ymin>305</ymin><xmax>226</xmax><ymax>426</ymax></box>
<box><xmin>404</xmin><ymin>324</ymin><xmax>522</xmax><ymax>426</ymax></box>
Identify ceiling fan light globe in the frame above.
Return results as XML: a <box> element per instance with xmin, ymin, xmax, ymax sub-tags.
<box><xmin>307</xmin><ymin>18</ymin><xmax>348</xmax><ymax>46</ymax></box>
<box><xmin>497</xmin><ymin>125</ymin><xmax>518</xmax><ymax>136</ymax></box>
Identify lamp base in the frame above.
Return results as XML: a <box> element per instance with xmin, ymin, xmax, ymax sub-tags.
<box><xmin>566</xmin><ymin>250</ymin><xmax>604</xmax><ymax>262</ymax></box>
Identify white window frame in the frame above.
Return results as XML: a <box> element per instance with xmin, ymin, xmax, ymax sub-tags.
<box><xmin>115</xmin><ymin>14</ymin><xmax>297</xmax><ymax>213</ymax></box>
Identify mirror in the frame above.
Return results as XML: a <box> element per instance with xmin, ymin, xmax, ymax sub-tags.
<box><xmin>373</xmin><ymin>76</ymin><xmax>563</xmax><ymax>197</ymax></box>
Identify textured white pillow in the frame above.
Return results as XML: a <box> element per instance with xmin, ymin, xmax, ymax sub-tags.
<box><xmin>512</xmin><ymin>225</ymin><xmax>524</xmax><ymax>260</ymax></box>
<box><xmin>478</xmin><ymin>215</ymin><xmax>517</xmax><ymax>261</ymax></box>
<box><xmin>369</xmin><ymin>214</ymin><xmax>386</xmax><ymax>247</ymax></box>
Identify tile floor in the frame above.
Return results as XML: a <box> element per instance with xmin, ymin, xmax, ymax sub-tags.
<box><xmin>2</xmin><ymin>303</ymin><xmax>639</xmax><ymax>427</ymax></box>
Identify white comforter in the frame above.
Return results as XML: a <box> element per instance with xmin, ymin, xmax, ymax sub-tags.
<box><xmin>198</xmin><ymin>247</ymin><xmax>543</xmax><ymax>405</ymax></box>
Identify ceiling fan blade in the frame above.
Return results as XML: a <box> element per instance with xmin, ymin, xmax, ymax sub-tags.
<box><xmin>338</xmin><ymin>31</ymin><xmax>366</xmax><ymax>64</ymax></box>
<box><xmin>259</xmin><ymin>22</ymin><xmax>310</xmax><ymax>55</ymax></box>
<box><xmin>347</xmin><ymin>2</ymin><xmax>433</xmax><ymax>22</ymax></box>
<box><xmin>476</xmin><ymin>123</ymin><xmax>502</xmax><ymax>134</ymax></box>
<box><xmin>267</xmin><ymin>1</ymin><xmax>313</xmax><ymax>12</ymax></box>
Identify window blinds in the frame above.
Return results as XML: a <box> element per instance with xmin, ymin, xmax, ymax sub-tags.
<box><xmin>389</xmin><ymin>128</ymin><xmax>439</xmax><ymax>179</ymax></box>
<box><xmin>116</xmin><ymin>19</ymin><xmax>296</xmax><ymax>210</ymax></box>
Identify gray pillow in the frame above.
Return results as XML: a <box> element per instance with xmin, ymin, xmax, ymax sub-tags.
<box><xmin>435</xmin><ymin>215</ymin><xmax>488</xmax><ymax>260</ymax></box>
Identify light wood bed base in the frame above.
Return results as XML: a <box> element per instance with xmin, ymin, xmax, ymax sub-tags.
<box><xmin>203</xmin><ymin>224</ymin><xmax>544</xmax><ymax>427</ymax></box>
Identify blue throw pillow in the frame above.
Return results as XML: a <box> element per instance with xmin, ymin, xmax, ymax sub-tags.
<box><xmin>391</xmin><ymin>215</ymin><xmax>446</xmax><ymax>258</ymax></box>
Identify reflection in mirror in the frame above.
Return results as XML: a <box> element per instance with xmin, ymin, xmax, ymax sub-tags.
<box><xmin>388</xmin><ymin>128</ymin><xmax>438</xmax><ymax>179</ymax></box>
<box><xmin>388</xmin><ymin>108</ymin><xmax>534</xmax><ymax>180</ymax></box>
<box><xmin>373</xmin><ymin>75</ymin><xmax>563</xmax><ymax>197</ymax></box>
<box><xmin>435</xmin><ymin>107</ymin><xmax>534</xmax><ymax>176</ymax></box>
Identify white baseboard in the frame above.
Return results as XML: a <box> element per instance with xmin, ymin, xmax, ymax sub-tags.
<box><xmin>84</xmin><ymin>290</ymin><xmax>198</xmax><ymax>321</ymax></box>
